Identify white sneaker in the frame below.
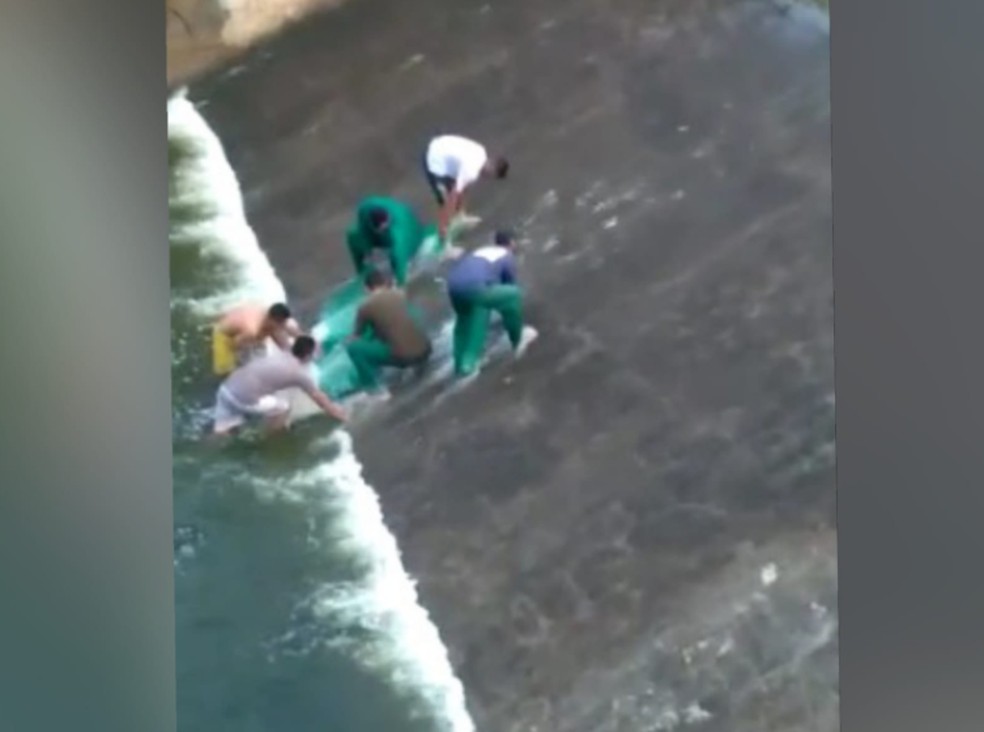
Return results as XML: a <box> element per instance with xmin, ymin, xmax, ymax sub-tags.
<box><xmin>515</xmin><ymin>326</ymin><xmax>539</xmax><ymax>357</ymax></box>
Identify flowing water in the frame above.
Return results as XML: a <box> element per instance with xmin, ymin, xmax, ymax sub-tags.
<box><xmin>168</xmin><ymin>1</ymin><xmax>836</xmax><ymax>728</ymax></box>
<box><xmin>169</xmin><ymin>92</ymin><xmax>476</xmax><ymax>732</ymax></box>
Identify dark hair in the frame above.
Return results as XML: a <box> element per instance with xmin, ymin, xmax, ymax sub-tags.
<box><xmin>267</xmin><ymin>303</ymin><xmax>291</xmax><ymax>322</ymax></box>
<box><xmin>493</xmin><ymin>156</ymin><xmax>509</xmax><ymax>179</ymax></box>
<box><xmin>364</xmin><ymin>269</ymin><xmax>388</xmax><ymax>289</ymax></box>
<box><xmin>493</xmin><ymin>229</ymin><xmax>515</xmax><ymax>247</ymax></box>
<box><xmin>367</xmin><ymin>206</ymin><xmax>390</xmax><ymax>230</ymax></box>
<box><xmin>291</xmin><ymin>335</ymin><xmax>317</xmax><ymax>360</ymax></box>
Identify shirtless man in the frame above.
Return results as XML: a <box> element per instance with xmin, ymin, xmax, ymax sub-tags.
<box><xmin>422</xmin><ymin>134</ymin><xmax>509</xmax><ymax>240</ymax></box>
<box><xmin>211</xmin><ymin>302</ymin><xmax>302</xmax><ymax>376</ymax></box>
<box><xmin>211</xmin><ymin>335</ymin><xmax>346</xmax><ymax>436</ymax></box>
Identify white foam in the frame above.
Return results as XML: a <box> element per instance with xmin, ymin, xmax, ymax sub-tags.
<box><xmin>258</xmin><ymin>433</ymin><xmax>475</xmax><ymax>732</ymax></box>
<box><xmin>168</xmin><ymin>91</ymin><xmax>286</xmax><ymax>316</ymax></box>
<box><xmin>760</xmin><ymin>563</ymin><xmax>779</xmax><ymax>587</ymax></box>
<box><xmin>168</xmin><ymin>98</ymin><xmax>476</xmax><ymax>730</ymax></box>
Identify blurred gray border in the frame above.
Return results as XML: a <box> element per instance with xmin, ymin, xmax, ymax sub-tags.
<box><xmin>1</xmin><ymin>2</ymin><xmax>173</xmax><ymax>732</ymax></box>
<box><xmin>3</xmin><ymin>0</ymin><xmax>983</xmax><ymax>731</ymax></box>
<box><xmin>832</xmin><ymin>0</ymin><xmax>984</xmax><ymax>731</ymax></box>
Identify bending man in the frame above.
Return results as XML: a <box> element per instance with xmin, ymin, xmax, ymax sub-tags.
<box><xmin>422</xmin><ymin>134</ymin><xmax>509</xmax><ymax>241</ymax></box>
<box><xmin>346</xmin><ymin>196</ymin><xmax>427</xmax><ymax>287</ymax></box>
<box><xmin>211</xmin><ymin>302</ymin><xmax>301</xmax><ymax>376</ymax></box>
<box><xmin>445</xmin><ymin>229</ymin><xmax>536</xmax><ymax>377</ymax></box>
<box><xmin>345</xmin><ymin>270</ymin><xmax>432</xmax><ymax>394</ymax></box>
<box><xmin>212</xmin><ymin>335</ymin><xmax>346</xmax><ymax>436</ymax></box>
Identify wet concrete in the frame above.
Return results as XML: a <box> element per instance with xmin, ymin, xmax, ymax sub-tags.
<box><xmin>189</xmin><ymin>0</ymin><xmax>835</xmax><ymax>729</ymax></box>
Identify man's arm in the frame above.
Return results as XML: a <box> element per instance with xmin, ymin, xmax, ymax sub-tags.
<box><xmin>303</xmin><ymin>383</ymin><xmax>347</xmax><ymax>423</ymax></box>
<box><xmin>499</xmin><ymin>253</ymin><xmax>518</xmax><ymax>286</ymax></box>
<box><xmin>285</xmin><ymin>318</ymin><xmax>303</xmax><ymax>338</ymax></box>
<box><xmin>346</xmin><ymin>229</ymin><xmax>369</xmax><ymax>275</ymax></box>
<box><xmin>347</xmin><ymin>306</ymin><xmax>367</xmax><ymax>343</ymax></box>
<box><xmin>269</xmin><ymin>328</ymin><xmax>292</xmax><ymax>351</ymax></box>
<box><xmin>389</xmin><ymin>248</ymin><xmax>409</xmax><ymax>287</ymax></box>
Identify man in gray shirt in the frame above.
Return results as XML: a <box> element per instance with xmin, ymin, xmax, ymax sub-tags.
<box><xmin>212</xmin><ymin>335</ymin><xmax>347</xmax><ymax>436</ymax></box>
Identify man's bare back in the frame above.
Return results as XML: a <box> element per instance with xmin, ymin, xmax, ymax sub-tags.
<box><xmin>216</xmin><ymin>302</ymin><xmax>300</xmax><ymax>351</ymax></box>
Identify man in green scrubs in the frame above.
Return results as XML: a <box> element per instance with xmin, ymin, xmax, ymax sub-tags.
<box><xmin>346</xmin><ymin>196</ymin><xmax>428</xmax><ymax>287</ymax></box>
<box><xmin>445</xmin><ymin>229</ymin><xmax>537</xmax><ymax>377</ymax></box>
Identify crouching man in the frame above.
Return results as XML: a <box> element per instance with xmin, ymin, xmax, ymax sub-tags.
<box><xmin>212</xmin><ymin>335</ymin><xmax>346</xmax><ymax>436</ymax></box>
<box><xmin>345</xmin><ymin>270</ymin><xmax>432</xmax><ymax>395</ymax></box>
<box><xmin>446</xmin><ymin>229</ymin><xmax>536</xmax><ymax>377</ymax></box>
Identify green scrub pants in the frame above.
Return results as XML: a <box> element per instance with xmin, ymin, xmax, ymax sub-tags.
<box><xmin>450</xmin><ymin>285</ymin><xmax>524</xmax><ymax>377</ymax></box>
<box><xmin>345</xmin><ymin>334</ymin><xmax>431</xmax><ymax>392</ymax></box>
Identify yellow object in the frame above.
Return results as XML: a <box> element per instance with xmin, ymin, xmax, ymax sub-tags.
<box><xmin>211</xmin><ymin>327</ymin><xmax>238</xmax><ymax>376</ymax></box>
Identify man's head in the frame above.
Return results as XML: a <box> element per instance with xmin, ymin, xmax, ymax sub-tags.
<box><xmin>291</xmin><ymin>335</ymin><xmax>318</xmax><ymax>363</ymax></box>
<box><xmin>363</xmin><ymin>268</ymin><xmax>391</xmax><ymax>292</ymax></box>
<box><xmin>493</xmin><ymin>228</ymin><xmax>516</xmax><ymax>250</ymax></box>
<box><xmin>367</xmin><ymin>206</ymin><xmax>391</xmax><ymax>234</ymax></box>
<box><xmin>485</xmin><ymin>155</ymin><xmax>509</xmax><ymax>180</ymax></box>
<box><xmin>266</xmin><ymin>303</ymin><xmax>292</xmax><ymax>325</ymax></box>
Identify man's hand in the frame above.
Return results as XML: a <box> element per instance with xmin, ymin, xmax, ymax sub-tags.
<box><xmin>311</xmin><ymin>389</ymin><xmax>347</xmax><ymax>423</ymax></box>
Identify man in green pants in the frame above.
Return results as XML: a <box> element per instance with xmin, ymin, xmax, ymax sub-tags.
<box><xmin>445</xmin><ymin>229</ymin><xmax>537</xmax><ymax>377</ymax></box>
<box><xmin>346</xmin><ymin>196</ymin><xmax>427</xmax><ymax>287</ymax></box>
<box><xmin>345</xmin><ymin>270</ymin><xmax>432</xmax><ymax>393</ymax></box>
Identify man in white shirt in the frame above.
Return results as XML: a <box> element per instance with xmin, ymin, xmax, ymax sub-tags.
<box><xmin>211</xmin><ymin>335</ymin><xmax>347</xmax><ymax>436</ymax></box>
<box><xmin>422</xmin><ymin>134</ymin><xmax>509</xmax><ymax>240</ymax></box>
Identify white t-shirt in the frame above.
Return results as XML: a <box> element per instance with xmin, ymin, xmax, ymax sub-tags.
<box><xmin>426</xmin><ymin>135</ymin><xmax>488</xmax><ymax>192</ymax></box>
<box><xmin>223</xmin><ymin>350</ymin><xmax>317</xmax><ymax>405</ymax></box>
<box><xmin>473</xmin><ymin>245</ymin><xmax>508</xmax><ymax>263</ymax></box>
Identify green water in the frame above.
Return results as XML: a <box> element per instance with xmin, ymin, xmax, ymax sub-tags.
<box><xmin>169</xmin><ymin>98</ymin><xmax>475</xmax><ymax>732</ymax></box>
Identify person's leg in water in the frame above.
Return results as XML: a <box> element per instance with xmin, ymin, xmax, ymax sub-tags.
<box><xmin>211</xmin><ymin>388</ymin><xmax>244</xmax><ymax>438</ymax></box>
<box><xmin>261</xmin><ymin>402</ymin><xmax>292</xmax><ymax>434</ymax></box>
<box><xmin>422</xmin><ymin>152</ymin><xmax>468</xmax><ymax>244</ymax></box>
<box><xmin>451</xmin><ymin>292</ymin><xmax>492</xmax><ymax>377</ymax></box>
<box><xmin>212</xmin><ymin>390</ymin><xmax>289</xmax><ymax>437</ymax></box>
<box><xmin>422</xmin><ymin>151</ymin><xmax>450</xmax><ymax>207</ymax></box>
<box><xmin>346</xmin><ymin>334</ymin><xmax>395</xmax><ymax>392</ymax></box>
